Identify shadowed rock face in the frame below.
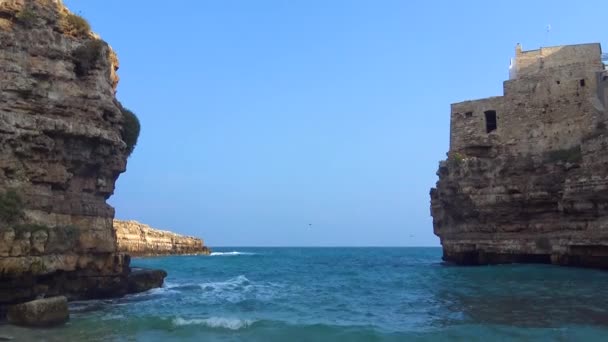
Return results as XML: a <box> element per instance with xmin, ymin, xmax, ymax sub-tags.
<box><xmin>127</xmin><ymin>268</ymin><xmax>168</xmax><ymax>294</ymax></box>
<box><xmin>431</xmin><ymin>149</ymin><xmax>608</xmax><ymax>268</ymax></box>
<box><xmin>114</xmin><ymin>220</ymin><xmax>210</xmax><ymax>257</ymax></box>
<box><xmin>0</xmin><ymin>0</ymin><xmax>134</xmax><ymax>304</ymax></box>
<box><xmin>7</xmin><ymin>296</ymin><xmax>69</xmax><ymax>327</ymax></box>
<box><xmin>431</xmin><ymin>43</ymin><xmax>608</xmax><ymax>269</ymax></box>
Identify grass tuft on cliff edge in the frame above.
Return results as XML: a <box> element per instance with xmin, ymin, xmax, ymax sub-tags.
<box><xmin>61</xmin><ymin>12</ymin><xmax>91</xmax><ymax>37</ymax></box>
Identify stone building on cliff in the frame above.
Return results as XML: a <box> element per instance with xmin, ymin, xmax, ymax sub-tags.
<box><xmin>431</xmin><ymin>43</ymin><xmax>608</xmax><ymax>268</ymax></box>
<box><xmin>450</xmin><ymin>43</ymin><xmax>608</xmax><ymax>158</ymax></box>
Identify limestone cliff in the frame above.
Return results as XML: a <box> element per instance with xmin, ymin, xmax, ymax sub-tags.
<box><xmin>431</xmin><ymin>43</ymin><xmax>608</xmax><ymax>268</ymax></box>
<box><xmin>114</xmin><ymin>220</ymin><xmax>210</xmax><ymax>256</ymax></box>
<box><xmin>0</xmin><ymin>0</ymin><xmax>145</xmax><ymax>304</ymax></box>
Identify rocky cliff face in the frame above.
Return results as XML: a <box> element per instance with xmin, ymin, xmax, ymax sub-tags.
<box><xmin>0</xmin><ymin>0</ymin><xmax>139</xmax><ymax>304</ymax></box>
<box><xmin>431</xmin><ymin>44</ymin><xmax>608</xmax><ymax>269</ymax></box>
<box><xmin>431</xmin><ymin>140</ymin><xmax>608</xmax><ymax>268</ymax></box>
<box><xmin>114</xmin><ymin>220</ymin><xmax>210</xmax><ymax>256</ymax></box>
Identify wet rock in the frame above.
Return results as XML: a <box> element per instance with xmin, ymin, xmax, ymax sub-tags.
<box><xmin>7</xmin><ymin>296</ymin><xmax>69</xmax><ymax>327</ymax></box>
<box><xmin>127</xmin><ymin>268</ymin><xmax>167</xmax><ymax>294</ymax></box>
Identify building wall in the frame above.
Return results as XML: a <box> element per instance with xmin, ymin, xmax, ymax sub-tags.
<box><xmin>450</xmin><ymin>43</ymin><xmax>607</xmax><ymax>157</ymax></box>
<box><xmin>597</xmin><ymin>70</ymin><xmax>608</xmax><ymax>109</ymax></box>
<box><xmin>511</xmin><ymin>43</ymin><xmax>602</xmax><ymax>79</ymax></box>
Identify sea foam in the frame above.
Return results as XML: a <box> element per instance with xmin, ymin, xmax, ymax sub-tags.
<box><xmin>172</xmin><ymin>316</ymin><xmax>255</xmax><ymax>330</ymax></box>
<box><xmin>209</xmin><ymin>251</ymin><xmax>256</xmax><ymax>256</ymax></box>
<box><xmin>198</xmin><ymin>275</ymin><xmax>282</xmax><ymax>303</ymax></box>
<box><xmin>200</xmin><ymin>275</ymin><xmax>251</xmax><ymax>290</ymax></box>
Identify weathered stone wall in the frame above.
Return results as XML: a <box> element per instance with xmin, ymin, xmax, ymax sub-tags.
<box><xmin>433</xmin><ymin>42</ymin><xmax>608</xmax><ymax>268</ymax></box>
<box><xmin>450</xmin><ymin>43</ymin><xmax>606</xmax><ymax>157</ymax></box>
<box><xmin>0</xmin><ymin>0</ymin><xmax>133</xmax><ymax>304</ymax></box>
<box><xmin>114</xmin><ymin>220</ymin><xmax>210</xmax><ymax>257</ymax></box>
<box><xmin>511</xmin><ymin>44</ymin><xmax>602</xmax><ymax>79</ymax></box>
<box><xmin>432</xmin><ymin>129</ymin><xmax>608</xmax><ymax>267</ymax></box>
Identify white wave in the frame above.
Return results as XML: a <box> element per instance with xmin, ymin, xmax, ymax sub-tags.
<box><xmin>209</xmin><ymin>251</ymin><xmax>256</xmax><ymax>256</ymax></box>
<box><xmin>150</xmin><ymin>286</ymin><xmax>180</xmax><ymax>295</ymax></box>
<box><xmin>198</xmin><ymin>275</ymin><xmax>282</xmax><ymax>303</ymax></box>
<box><xmin>172</xmin><ymin>316</ymin><xmax>255</xmax><ymax>330</ymax></box>
<box><xmin>200</xmin><ymin>275</ymin><xmax>251</xmax><ymax>291</ymax></box>
<box><xmin>127</xmin><ymin>285</ymin><xmax>179</xmax><ymax>298</ymax></box>
<box><xmin>164</xmin><ymin>281</ymin><xmax>179</xmax><ymax>288</ymax></box>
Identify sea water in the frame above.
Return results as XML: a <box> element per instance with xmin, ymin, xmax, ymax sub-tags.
<box><xmin>3</xmin><ymin>247</ymin><xmax>608</xmax><ymax>341</ymax></box>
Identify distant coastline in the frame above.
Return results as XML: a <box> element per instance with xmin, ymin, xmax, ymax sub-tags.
<box><xmin>114</xmin><ymin>220</ymin><xmax>210</xmax><ymax>257</ymax></box>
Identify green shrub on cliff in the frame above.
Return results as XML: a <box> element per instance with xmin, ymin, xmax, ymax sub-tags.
<box><xmin>62</xmin><ymin>13</ymin><xmax>91</xmax><ymax>37</ymax></box>
<box><xmin>30</xmin><ymin>259</ymin><xmax>47</xmax><ymax>273</ymax></box>
<box><xmin>121</xmin><ymin>108</ymin><xmax>141</xmax><ymax>156</ymax></box>
<box><xmin>0</xmin><ymin>190</ymin><xmax>23</xmax><ymax>224</ymax></box>
<box><xmin>545</xmin><ymin>145</ymin><xmax>582</xmax><ymax>163</ymax></box>
<box><xmin>73</xmin><ymin>39</ymin><xmax>105</xmax><ymax>77</ymax></box>
<box><xmin>13</xmin><ymin>224</ymin><xmax>48</xmax><ymax>239</ymax></box>
<box><xmin>447</xmin><ymin>152</ymin><xmax>464</xmax><ymax>167</ymax></box>
<box><xmin>15</xmin><ymin>8</ymin><xmax>37</xmax><ymax>28</ymax></box>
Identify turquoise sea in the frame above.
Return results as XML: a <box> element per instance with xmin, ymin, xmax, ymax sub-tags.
<box><xmin>4</xmin><ymin>247</ymin><xmax>608</xmax><ymax>341</ymax></box>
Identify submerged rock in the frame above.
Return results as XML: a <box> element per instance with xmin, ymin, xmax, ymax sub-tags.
<box><xmin>7</xmin><ymin>296</ymin><xmax>69</xmax><ymax>327</ymax></box>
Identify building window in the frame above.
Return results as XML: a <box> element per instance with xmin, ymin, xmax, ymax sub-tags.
<box><xmin>465</xmin><ymin>111</ymin><xmax>473</xmax><ymax>118</ymax></box>
<box><xmin>484</xmin><ymin>110</ymin><xmax>497</xmax><ymax>133</ymax></box>
<box><xmin>580</xmin><ymin>79</ymin><xmax>586</xmax><ymax>87</ymax></box>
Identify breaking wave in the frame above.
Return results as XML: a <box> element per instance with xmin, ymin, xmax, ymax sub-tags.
<box><xmin>172</xmin><ymin>316</ymin><xmax>255</xmax><ymax>330</ymax></box>
<box><xmin>209</xmin><ymin>251</ymin><xmax>256</xmax><ymax>256</ymax></box>
<box><xmin>198</xmin><ymin>275</ymin><xmax>282</xmax><ymax>303</ymax></box>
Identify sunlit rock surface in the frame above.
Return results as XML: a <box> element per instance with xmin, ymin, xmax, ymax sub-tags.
<box><xmin>114</xmin><ymin>220</ymin><xmax>210</xmax><ymax>257</ymax></box>
<box><xmin>0</xmin><ymin>0</ymin><xmax>145</xmax><ymax>305</ymax></box>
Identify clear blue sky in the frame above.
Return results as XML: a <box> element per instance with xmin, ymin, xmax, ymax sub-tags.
<box><xmin>65</xmin><ymin>0</ymin><xmax>607</xmax><ymax>246</ymax></box>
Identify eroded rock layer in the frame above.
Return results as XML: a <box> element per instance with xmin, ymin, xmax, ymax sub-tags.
<box><xmin>0</xmin><ymin>0</ymin><xmax>134</xmax><ymax>304</ymax></box>
<box><xmin>114</xmin><ymin>220</ymin><xmax>210</xmax><ymax>257</ymax></box>
<box><xmin>431</xmin><ymin>43</ymin><xmax>608</xmax><ymax>268</ymax></box>
<box><xmin>431</xmin><ymin>144</ymin><xmax>608</xmax><ymax>268</ymax></box>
